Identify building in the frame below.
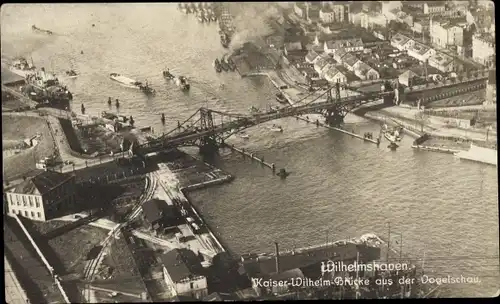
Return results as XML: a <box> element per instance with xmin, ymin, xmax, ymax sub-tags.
<box><xmin>313</xmin><ymin>54</ymin><xmax>333</xmax><ymax>75</ymax></box>
<box><xmin>354</xmin><ymin>62</ymin><xmax>380</xmax><ymax>80</ymax></box>
<box><xmin>333</xmin><ymin>49</ymin><xmax>349</xmax><ymax>63</ymax></box>
<box><xmin>305</xmin><ymin>50</ymin><xmax>320</xmax><ymax>64</ymax></box>
<box><xmin>319</xmin><ymin>4</ymin><xmax>345</xmax><ymax>23</ymax></box>
<box><xmin>430</xmin><ymin>19</ymin><xmax>465</xmax><ymax>48</ymax></box>
<box><xmin>161</xmin><ymin>248</ymin><xmax>208</xmax><ymax>300</ymax></box>
<box><xmin>472</xmin><ymin>34</ymin><xmax>495</xmax><ymax>67</ymax></box>
<box><xmin>423</xmin><ymin>2</ymin><xmax>446</xmax><ymax>15</ymax></box>
<box><xmin>390</xmin><ymin>33</ymin><xmax>414</xmax><ymax>51</ymax></box>
<box><xmin>381</xmin><ymin>1</ymin><xmax>403</xmax><ymax>15</ymax></box>
<box><xmin>284</xmin><ymin>35</ymin><xmax>303</xmax><ymax>52</ymax></box>
<box><xmin>5</xmin><ymin>170</ymin><xmax>76</xmax><ymax>221</ymax></box>
<box><xmin>142</xmin><ymin>199</ymin><xmax>182</xmax><ymax>234</ymax></box>
<box><xmin>324</xmin><ymin>38</ymin><xmax>364</xmax><ymax>55</ymax></box>
<box><xmin>342</xmin><ymin>53</ymin><xmax>362</xmax><ymax>72</ymax></box>
<box><xmin>412</xmin><ymin>18</ymin><xmax>430</xmax><ymax>34</ymax></box>
<box><xmin>407</xmin><ymin>41</ymin><xmax>435</xmax><ymax>62</ymax></box>
<box><xmin>398</xmin><ymin>70</ymin><xmax>418</xmax><ymax>87</ymax></box>
<box><xmin>294</xmin><ymin>3</ymin><xmax>306</xmax><ymax>19</ymax></box>
<box><xmin>427</xmin><ymin>51</ymin><xmax>455</xmax><ymax>72</ymax></box>
<box><xmin>323</xmin><ymin>66</ymin><xmax>348</xmax><ymax>83</ymax></box>
<box><xmin>306</xmin><ymin>6</ymin><xmax>321</xmax><ymax>24</ymax></box>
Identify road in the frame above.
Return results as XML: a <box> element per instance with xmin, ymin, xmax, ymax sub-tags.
<box><xmin>4</xmin><ymin>256</ymin><xmax>30</xmax><ymax>304</ymax></box>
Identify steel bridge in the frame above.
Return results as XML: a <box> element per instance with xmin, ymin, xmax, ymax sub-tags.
<box><xmin>137</xmin><ymin>83</ymin><xmax>395</xmax><ymax>155</ymax></box>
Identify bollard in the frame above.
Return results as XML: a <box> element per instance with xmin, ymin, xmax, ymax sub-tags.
<box><xmin>271</xmin><ymin>163</ymin><xmax>276</xmax><ymax>173</ymax></box>
<box><xmin>316</xmin><ymin>119</ymin><xmax>319</xmax><ymax>127</ymax></box>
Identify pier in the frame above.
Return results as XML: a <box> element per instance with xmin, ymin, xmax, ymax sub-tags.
<box><xmin>222</xmin><ymin>143</ymin><xmax>276</xmax><ymax>173</ymax></box>
<box><xmin>295</xmin><ymin>115</ymin><xmax>380</xmax><ymax>145</ymax></box>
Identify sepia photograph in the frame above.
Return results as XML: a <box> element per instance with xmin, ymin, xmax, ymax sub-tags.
<box><xmin>2</xmin><ymin>1</ymin><xmax>498</xmax><ymax>302</ymax></box>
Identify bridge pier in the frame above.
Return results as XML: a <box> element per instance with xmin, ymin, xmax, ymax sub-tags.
<box><xmin>199</xmin><ymin>136</ymin><xmax>219</xmax><ymax>157</ymax></box>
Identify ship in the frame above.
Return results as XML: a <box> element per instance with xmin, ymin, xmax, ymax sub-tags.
<box><xmin>9</xmin><ymin>57</ymin><xmax>36</xmax><ymax>78</ymax></box>
<box><xmin>218</xmin><ymin>5</ymin><xmax>235</xmax><ymax>48</ymax></box>
<box><xmin>109</xmin><ymin>73</ymin><xmax>143</xmax><ymax>89</ymax></box>
<box><xmin>32</xmin><ymin>25</ymin><xmax>53</xmax><ymax>35</ymax></box>
<box><xmin>23</xmin><ymin>67</ymin><xmax>73</xmax><ymax>103</ymax></box>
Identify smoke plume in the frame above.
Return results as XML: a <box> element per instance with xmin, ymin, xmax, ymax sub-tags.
<box><xmin>226</xmin><ymin>3</ymin><xmax>286</xmax><ymax>51</ymax></box>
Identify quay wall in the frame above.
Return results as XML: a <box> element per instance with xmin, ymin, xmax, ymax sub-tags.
<box><xmin>11</xmin><ymin>214</ymin><xmax>72</xmax><ymax>303</ymax></box>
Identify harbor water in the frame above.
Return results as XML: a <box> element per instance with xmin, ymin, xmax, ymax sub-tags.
<box><xmin>1</xmin><ymin>4</ymin><xmax>498</xmax><ymax>298</ymax></box>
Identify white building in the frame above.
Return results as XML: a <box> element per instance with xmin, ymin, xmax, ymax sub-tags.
<box><xmin>319</xmin><ymin>4</ymin><xmax>345</xmax><ymax>23</ymax></box>
<box><xmin>428</xmin><ymin>52</ymin><xmax>456</xmax><ymax>72</ymax></box>
<box><xmin>430</xmin><ymin>19</ymin><xmax>464</xmax><ymax>48</ymax></box>
<box><xmin>391</xmin><ymin>33</ymin><xmax>415</xmax><ymax>51</ymax></box>
<box><xmin>323</xmin><ymin>38</ymin><xmax>364</xmax><ymax>54</ymax></box>
<box><xmin>423</xmin><ymin>2</ymin><xmax>446</xmax><ymax>15</ymax></box>
<box><xmin>354</xmin><ymin>62</ymin><xmax>380</xmax><ymax>80</ymax></box>
<box><xmin>161</xmin><ymin>249</ymin><xmax>208</xmax><ymax>300</ymax></box>
<box><xmin>5</xmin><ymin>171</ymin><xmax>76</xmax><ymax>222</ymax></box>
<box><xmin>472</xmin><ymin>34</ymin><xmax>495</xmax><ymax>67</ymax></box>
<box><xmin>407</xmin><ymin>41</ymin><xmax>436</xmax><ymax>62</ymax></box>
<box><xmin>323</xmin><ymin>66</ymin><xmax>348</xmax><ymax>83</ymax></box>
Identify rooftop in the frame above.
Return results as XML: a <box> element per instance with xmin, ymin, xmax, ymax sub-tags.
<box><xmin>325</xmin><ymin>38</ymin><xmax>363</xmax><ymax>50</ymax></box>
<box><xmin>306</xmin><ymin>50</ymin><xmax>319</xmax><ymax>62</ymax></box>
<box><xmin>161</xmin><ymin>248</ymin><xmax>204</xmax><ymax>283</ymax></box>
<box><xmin>409</xmin><ymin>41</ymin><xmax>431</xmax><ymax>55</ymax></box>
<box><xmin>342</xmin><ymin>53</ymin><xmax>361</xmax><ymax>67</ymax></box>
<box><xmin>1</xmin><ymin>67</ymin><xmax>26</xmax><ymax>85</ymax></box>
<box><xmin>426</xmin><ymin>1</ymin><xmax>445</xmax><ymax>7</ymax></box>
<box><xmin>429</xmin><ymin>51</ymin><xmax>454</xmax><ymax>66</ymax></box>
<box><xmin>391</xmin><ymin>33</ymin><xmax>412</xmax><ymax>46</ymax></box>
<box><xmin>142</xmin><ymin>199</ymin><xmax>180</xmax><ymax>226</ymax></box>
<box><xmin>12</xmin><ymin>170</ymin><xmax>74</xmax><ymax>195</ymax></box>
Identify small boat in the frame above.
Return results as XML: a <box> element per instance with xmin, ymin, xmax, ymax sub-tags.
<box><xmin>65</xmin><ymin>70</ymin><xmax>78</xmax><ymax>78</ymax></box>
<box><xmin>163</xmin><ymin>69</ymin><xmax>176</xmax><ymax>80</ymax></box>
<box><xmin>269</xmin><ymin>124</ymin><xmax>283</xmax><ymax>132</ymax></box>
<box><xmin>220</xmin><ymin>58</ymin><xmax>230</xmax><ymax>71</ymax></box>
<box><xmin>384</xmin><ymin>131</ymin><xmax>397</xmax><ymax>143</ymax></box>
<box><xmin>275</xmin><ymin>92</ymin><xmax>289</xmax><ymax>105</ymax></box>
<box><xmin>109</xmin><ymin>73</ymin><xmax>143</xmax><ymax>89</ymax></box>
<box><xmin>214</xmin><ymin>59</ymin><xmax>222</xmax><ymax>73</ymax></box>
<box><xmin>32</xmin><ymin>25</ymin><xmax>53</xmax><ymax>35</ymax></box>
<box><xmin>228</xmin><ymin>57</ymin><xmax>237</xmax><ymax>71</ymax></box>
<box><xmin>249</xmin><ymin>106</ymin><xmax>260</xmax><ymax>113</ymax></box>
<box><xmin>101</xmin><ymin>111</ymin><xmax>118</xmax><ymax>120</ymax></box>
<box><xmin>175</xmin><ymin>76</ymin><xmax>190</xmax><ymax>91</ymax></box>
<box><xmin>139</xmin><ymin>81</ymin><xmax>155</xmax><ymax>95</ymax></box>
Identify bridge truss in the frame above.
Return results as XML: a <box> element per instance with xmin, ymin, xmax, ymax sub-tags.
<box><xmin>138</xmin><ymin>82</ymin><xmax>394</xmax><ymax>155</ymax></box>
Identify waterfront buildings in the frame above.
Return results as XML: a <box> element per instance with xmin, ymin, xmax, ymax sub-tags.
<box><xmin>161</xmin><ymin>248</ymin><xmax>208</xmax><ymax>299</ymax></box>
<box><xmin>472</xmin><ymin>34</ymin><xmax>495</xmax><ymax>67</ymax></box>
<box><xmin>141</xmin><ymin>199</ymin><xmax>182</xmax><ymax>234</ymax></box>
<box><xmin>5</xmin><ymin>170</ymin><xmax>76</xmax><ymax>221</ymax></box>
<box><xmin>423</xmin><ymin>2</ymin><xmax>446</xmax><ymax>15</ymax></box>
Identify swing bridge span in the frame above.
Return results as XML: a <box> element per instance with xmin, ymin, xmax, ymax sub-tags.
<box><xmin>137</xmin><ymin>83</ymin><xmax>395</xmax><ymax>155</ymax></box>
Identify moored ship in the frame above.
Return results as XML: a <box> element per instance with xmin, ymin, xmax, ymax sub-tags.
<box><xmin>175</xmin><ymin>76</ymin><xmax>190</xmax><ymax>91</ymax></box>
<box><xmin>22</xmin><ymin>67</ymin><xmax>73</xmax><ymax>103</ymax></box>
<box><xmin>9</xmin><ymin>57</ymin><xmax>36</xmax><ymax>78</ymax></box>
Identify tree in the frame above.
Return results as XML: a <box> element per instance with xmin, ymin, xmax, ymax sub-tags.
<box><xmin>414</xmin><ymin>111</ymin><xmax>430</xmax><ymax>133</ymax></box>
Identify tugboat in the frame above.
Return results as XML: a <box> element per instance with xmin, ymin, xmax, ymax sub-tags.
<box><xmin>213</xmin><ymin>59</ymin><xmax>222</xmax><ymax>73</ymax></box>
<box><xmin>65</xmin><ymin>70</ymin><xmax>78</xmax><ymax>78</ymax></box>
<box><xmin>275</xmin><ymin>92</ymin><xmax>289</xmax><ymax>105</ymax></box>
<box><xmin>163</xmin><ymin>68</ymin><xmax>175</xmax><ymax>80</ymax></box>
<box><xmin>175</xmin><ymin>76</ymin><xmax>190</xmax><ymax>91</ymax></box>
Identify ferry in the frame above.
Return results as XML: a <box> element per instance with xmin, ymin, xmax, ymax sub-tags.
<box><xmin>275</xmin><ymin>92</ymin><xmax>289</xmax><ymax>105</ymax></box>
<box><xmin>23</xmin><ymin>67</ymin><xmax>73</xmax><ymax>102</ymax></box>
<box><xmin>109</xmin><ymin>73</ymin><xmax>143</xmax><ymax>89</ymax></box>
<box><xmin>9</xmin><ymin>57</ymin><xmax>36</xmax><ymax>78</ymax></box>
